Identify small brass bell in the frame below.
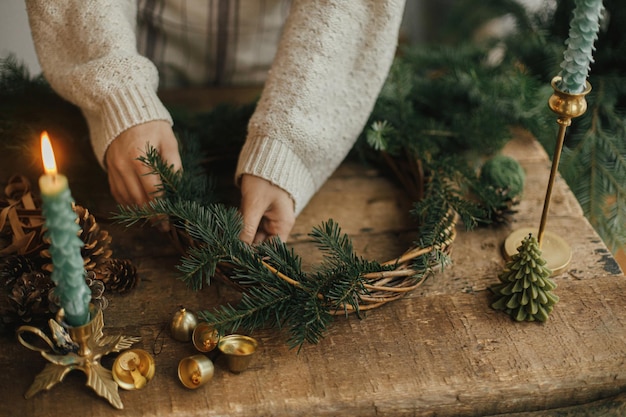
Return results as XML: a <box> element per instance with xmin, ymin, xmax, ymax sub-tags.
<box><xmin>112</xmin><ymin>349</ymin><xmax>156</xmax><ymax>390</ymax></box>
<box><xmin>192</xmin><ymin>322</ymin><xmax>220</xmax><ymax>352</ymax></box>
<box><xmin>218</xmin><ymin>335</ymin><xmax>258</xmax><ymax>373</ymax></box>
<box><xmin>170</xmin><ymin>307</ymin><xmax>198</xmax><ymax>342</ymax></box>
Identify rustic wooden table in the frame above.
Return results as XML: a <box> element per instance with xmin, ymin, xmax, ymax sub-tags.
<box><xmin>1</xmin><ymin>129</ymin><xmax>625</xmax><ymax>416</ymax></box>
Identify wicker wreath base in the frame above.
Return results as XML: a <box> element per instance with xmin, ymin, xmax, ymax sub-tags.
<box><xmin>168</xmin><ymin>218</ymin><xmax>456</xmax><ymax>314</ymax></box>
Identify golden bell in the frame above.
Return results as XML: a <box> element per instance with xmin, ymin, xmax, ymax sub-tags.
<box><xmin>192</xmin><ymin>322</ymin><xmax>220</xmax><ymax>353</ymax></box>
<box><xmin>112</xmin><ymin>349</ymin><xmax>155</xmax><ymax>390</ymax></box>
<box><xmin>178</xmin><ymin>355</ymin><xmax>214</xmax><ymax>389</ymax></box>
<box><xmin>218</xmin><ymin>335</ymin><xmax>258</xmax><ymax>373</ymax></box>
<box><xmin>170</xmin><ymin>307</ymin><xmax>198</xmax><ymax>342</ymax></box>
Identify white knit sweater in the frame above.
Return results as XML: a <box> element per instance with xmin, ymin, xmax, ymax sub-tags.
<box><xmin>25</xmin><ymin>0</ymin><xmax>405</xmax><ymax>215</ymax></box>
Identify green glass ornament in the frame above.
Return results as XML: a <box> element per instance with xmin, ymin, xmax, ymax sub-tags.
<box><xmin>480</xmin><ymin>155</ymin><xmax>525</xmax><ymax>199</ymax></box>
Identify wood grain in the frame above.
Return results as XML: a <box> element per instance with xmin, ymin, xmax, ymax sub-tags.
<box><xmin>1</xmin><ymin>133</ymin><xmax>624</xmax><ymax>416</ymax></box>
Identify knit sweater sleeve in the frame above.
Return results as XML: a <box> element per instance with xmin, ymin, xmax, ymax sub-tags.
<box><xmin>25</xmin><ymin>0</ymin><xmax>172</xmax><ymax>168</ymax></box>
<box><xmin>236</xmin><ymin>0</ymin><xmax>405</xmax><ymax>215</ymax></box>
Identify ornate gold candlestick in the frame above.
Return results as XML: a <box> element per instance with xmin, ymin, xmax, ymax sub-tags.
<box><xmin>16</xmin><ymin>304</ymin><xmax>141</xmax><ymax>409</ymax></box>
<box><xmin>504</xmin><ymin>76</ymin><xmax>591</xmax><ymax>274</ymax></box>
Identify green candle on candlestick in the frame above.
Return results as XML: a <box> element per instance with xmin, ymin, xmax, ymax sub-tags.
<box><xmin>39</xmin><ymin>132</ymin><xmax>91</xmax><ymax>327</ymax></box>
<box><xmin>558</xmin><ymin>0</ymin><xmax>604</xmax><ymax>94</ymax></box>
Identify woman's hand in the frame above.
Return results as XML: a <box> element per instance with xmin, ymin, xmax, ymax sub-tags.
<box><xmin>239</xmin><ymin>174</ymin><xmax>296</xmax><ymax>244</ymax></box>
<box><xmin>105</xmin><ymin>120</ymin><xmax>182</xmax><ymax>206</ymax></box>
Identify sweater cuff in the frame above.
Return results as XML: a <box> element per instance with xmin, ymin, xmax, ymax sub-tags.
<box><xmin>82</xmin><ymin>83</ymin><xmax>173</xmax><ymax>169</ymax></box>
<box><xmin>236</xmin><ymin>137</ymin><xmax>316</xmax><ymax>216</ymax></box>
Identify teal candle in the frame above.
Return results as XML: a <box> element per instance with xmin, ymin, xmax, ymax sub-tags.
<box><xmin>558</xmin><ymin>0</ymin><xmax>604</xmax><ymax>93</ymax></box>
<box><xmin>39</xmin><ymin>132</ymin><xmax>91</xmax><ymax>327</ymax></box>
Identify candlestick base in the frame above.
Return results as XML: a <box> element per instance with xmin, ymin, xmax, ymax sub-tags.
<box><xmin>502</xmin><ymin>227</ymin><xmax>571</xmax><ymax>276</ymax></box>
<box><xmin>16</xmin><ymin>304</ymin><xmax>141</xmax><ymax>409</ymax></box>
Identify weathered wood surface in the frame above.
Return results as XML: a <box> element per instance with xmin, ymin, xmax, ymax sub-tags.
<box><xmin>1</xmin><ymin>131</ymin><xmax>625</xmax><ymax>417</ymax></box>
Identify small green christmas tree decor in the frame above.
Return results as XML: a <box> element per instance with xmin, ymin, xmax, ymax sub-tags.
<box><xmin>491</xmin><ymin>234</ymin><xmax>559</xmax><ymax>322</ymax></box>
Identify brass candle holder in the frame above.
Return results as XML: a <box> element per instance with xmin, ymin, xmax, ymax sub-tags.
<box><xmin>503</xmin><ymin>76</ymin><xmax>591</xmax><ymax>275</ymax></box>
<box><xmin>16</xmin><ymin>304</ymin><xmax>141</xmax><ymax>409</ymax></box>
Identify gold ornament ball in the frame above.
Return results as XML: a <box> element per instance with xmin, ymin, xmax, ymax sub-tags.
<box><xmin>170</xmin><ymin>307</ymin><xmax>198</xmax><ymax>342</ymax></box>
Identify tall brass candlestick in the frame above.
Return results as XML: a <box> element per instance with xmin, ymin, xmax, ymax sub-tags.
<box><xmin>503</xmin><ymin>76</ymin><xmax>591</xmax><ymax>274</ymax></box>
<box><xmin>539</xmin><ymin>77</ymin><xmax>592</xmax><ymax>244</ymax></box>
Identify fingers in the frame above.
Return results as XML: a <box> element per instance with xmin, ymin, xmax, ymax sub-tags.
<box><xmin>256</xmin><ymin>206</ymin><xmax>295</xmax><ymax>243</ymax></box>
<box><xmin>105</xmin><ymin>121</ymin><xmax>179</xmax><ymax>206</ymax></box>
<box><xmin>239</xmin><ymin>174</ymin><xmax>296</xmax><ymax>245</ymax></box>
<box><xmin>105</xmin><ymin>124</ymin><xmax>298</xmax><ymax>244</ymax></box>
<box><xmin>240</xmin><ymin>207</ymin><xmax>264</xmax><ymax>245</ymax></box>
<box><xmin>107</xmin><ymin>156</ymin><xmax>151</xmax><ymax>206</ymax></box>
<box><xmin>105</xmin><ymin>121</ymin><xmax>179</xmax><ymax>233</ymax></box>
<box><xmin>159</xmin><ymin>134</ymin><xmax>183</xmax><ymax>173</ymax></box>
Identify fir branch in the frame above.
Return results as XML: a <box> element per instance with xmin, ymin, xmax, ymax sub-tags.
<box><xmin>308</xmin><ymin>220</ymin><xmax>388</xmax><ymax>316</ymax></box>
<box><xmin>199</xmin><ymin>284</ymin><xmax>293</xmax><ymax>336</ymax></box>
<box><xmin>309</xmin><ymin>220</ymin><xmax>359</xmax><ymax>269</ymax></box>
<box><xmin>0</xmin><ymin>54</ymin><xmax>48</xmax><ymax>94</ymax></box>
<box><xmin>114</xmin><ymin>198</ymin><xmax>244</xmax><ymax>288</ymax></box>
<box><xmin>199</xmin><ymin>257</ymin><xmax>333</xmax><ymax>349</ymax></box>
<box><xmin>557</xmin><ymin>77</ymin><xmax>626</xmax><ymax>251</ymax></box>
<box><xmin>136</xmin><ymin>142</ymin><xmax>216</xmax><ymax>205</ymax></box>
<box><xmin>135</xmin><ymin>146</ymin><xmax>184</xmax><ymax>199</ymax></box>
<box><xmin>176</xmin><ymin>245</ymin><xmax>218</xmax><ymax>291</ymax></box>
<box><xmin>255</xmin><ymin>238</ymin><xmax>307</xmax><ymax>285</ymax></box>
<box><xmin>284</xmin><ymin>291</ymin><xmax>333</xmax><ymax>350</ymax></box>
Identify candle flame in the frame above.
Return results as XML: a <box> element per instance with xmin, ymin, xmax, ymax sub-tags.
<box><xmin>40</xmin><ymin>131</ymin><xmax>57</xmax><ymax>175</ymax></box>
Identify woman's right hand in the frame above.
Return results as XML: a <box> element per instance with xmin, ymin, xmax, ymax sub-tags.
<box><xmin>104</xmin><ymin>120</ymin><xmax>182</xmax><ymax>207</ymax></box>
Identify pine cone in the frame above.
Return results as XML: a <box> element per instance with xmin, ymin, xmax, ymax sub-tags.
<box><xmin>484</xmin><ymin>188</ymin><xmax>520</xmax><ymax>224</ymax></box>
<box><xmin>1</xmin><ymin>254</ymin><xmax>36</xmax><ymax>289</ymax></box>
<box><xmin>94</xmin><ymin>258</ymin><xmax>138</xmax><ymax>293</ymax></box>
<box><xmin>41</xmin><ymin>204</ymin><xmax>113</xmax><ymax>273</ymax></box>
<box><xmin>48</xmin><ymin>271</ymin><xmax>109</xmax><ymax>313</ymax></box>
<box><xmin>86</xmin><ymin>271</ymin><xmax>109</xmax><ymax>311</ymax></box>
<box><xmin>74</xmin><ymin>205</ymin><xmax>113</xmax><ymax>270</ymax></box>
<box><xmin>479</xmin><ymin>155</ymin><xmax>524</xmax><ymax>224</ymax></box>
<box><xmin>7</xmin><ymin>271</ymin><xmax>53</xmax><ymax>322</ymax></box>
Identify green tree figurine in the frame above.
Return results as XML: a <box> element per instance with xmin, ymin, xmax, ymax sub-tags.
<box><xmin>491</xmin><ymin>234</ymin><xmax>559</xmax><ymax>322</ymax></box>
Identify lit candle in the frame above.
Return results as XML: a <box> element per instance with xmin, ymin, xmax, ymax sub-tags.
<box><xmin>39</xmin><ymin>132</ymin><xmax>91</xmax><ymax>327</ymax></box>
<box><xmin>558</xmin><ymin>0</ymin><xmax>604</xmax><ymax>94</ymax></box>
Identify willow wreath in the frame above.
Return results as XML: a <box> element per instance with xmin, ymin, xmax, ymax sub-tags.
<box><xmin>114</xmin><ymin>44</ymin><xmax>536</xmax><ymax>350</ymax></box>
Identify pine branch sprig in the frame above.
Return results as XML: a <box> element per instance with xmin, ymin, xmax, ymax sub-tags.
<box><xmin>136</xmin><ymin>139</ymin><xmax>216</xmax><ymax>205</ymax></box>
<box><xmin>198</xmin><ymin>284</ymin><xmax>294</xmax><ymax>337</ymax></box>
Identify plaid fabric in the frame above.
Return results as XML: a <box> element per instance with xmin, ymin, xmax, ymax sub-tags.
<box><xmin>137</xmin><ymin>0</ymin><xmax>292</xmax><ymax>88</ymax></box>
